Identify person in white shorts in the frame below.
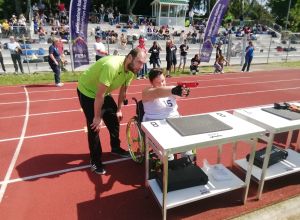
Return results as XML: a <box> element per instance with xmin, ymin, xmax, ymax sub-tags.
<box><xmin>142</xmin><ymin>68</ymin><xmax>194</xmax><ymax>160</ymax></box>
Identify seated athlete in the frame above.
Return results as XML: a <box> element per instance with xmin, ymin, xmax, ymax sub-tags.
<box><xmin>142</xmin><ymin>68</ymin><xmax>194</xmax><ymax>160</ymax></box>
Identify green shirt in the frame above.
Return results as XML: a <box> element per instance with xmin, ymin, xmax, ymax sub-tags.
<box><xmin>77</xmin><ymin>56</ymin><xmax>134</xmax><ymax>98</ymax></box>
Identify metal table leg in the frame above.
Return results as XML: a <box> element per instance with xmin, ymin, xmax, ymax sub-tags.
<box><xmin>243</xmin><ymin>138</ymin><xmax>257</xmax><ymax>204</ymax></box>
<box><xmin>257</xmin><ymin>133</ymin><xmax>275</xmax><ymax>200</ymax></box>
<box><xmin>162</xmin><ymin>154</ymin><xmax>169</xmax><ymax>220</ymax></box>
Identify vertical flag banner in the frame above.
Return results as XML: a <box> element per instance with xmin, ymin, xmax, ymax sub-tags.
<box><xmin>69</xmin><ymin>0</ymin><xmax>91</xmax><ymax>68</ymax></box>
<box><xmin>200</xmin><ymin>0</ymin><xmax>229</xmax><ymax>62</ymax></box>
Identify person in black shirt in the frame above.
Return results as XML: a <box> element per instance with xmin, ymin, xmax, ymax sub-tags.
<box><xmin>148</xmin><ymin>41</ymin><xmax>161</xmax><ymax>68</ymax></box>
<box><xmin>178</xmin><ymin>39</ymin><xmax>189</xmax><ymax>72</ymax></box>
<box><xmin>190</xmin><ymin>54</ymin><xmax>201</xmax><ymax>75</ymax></box>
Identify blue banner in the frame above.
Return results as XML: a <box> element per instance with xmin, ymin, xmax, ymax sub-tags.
<box><xmin>69</xmin><ymin>0</ymin><xmax>91</xmax><ymax>68</ymax></box>
<box><xmin>200</xmin><ymin>0</ymin><xmax>229</xmax><ymax>62</ymax></box>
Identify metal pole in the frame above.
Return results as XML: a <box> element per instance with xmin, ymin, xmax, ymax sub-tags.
<box><xmin>23</xmin><ymin>35</ymin><xmax>31</xmax><ymax>74</ymax></box>
<box><xmin>285</xmin><ymin>36</ymin><xmax>291</xmax><ymax>62</ymax></box>
<box><xmin>285</xmin><ymin>0</ymin><xmax>292</xmax><ymax>30</ymax></box>
<box><xmin>266</xmin><ymin>35</ymin><xmax>272</xmax><ymax>64</ymax></box>
<box><xmin>68</xmin><ymin>35</ymin><xmax>74</xmax><ymax>72</ymax></box>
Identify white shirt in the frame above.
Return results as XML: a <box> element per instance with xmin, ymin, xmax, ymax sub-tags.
<box><xmin>94</xmin><ymin>42</ymin><xmax>106</xmax><ymax>56</ymax></box>
<box><xmin>143</xmin><ymin>96</ymin><xmax>179</xmax><ymax>121</ymax></box>
<box><xmin>7</xmin><ymin>42</ymin><xmax>21</xmax><ymax>54</ymax></box>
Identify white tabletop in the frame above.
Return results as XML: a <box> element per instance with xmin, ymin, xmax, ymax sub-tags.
<box><xmin>141</xmin><ymin>111</ymin><xmax>265</xmax><ymax>155</ymax></box>
<box><xmin>233</xmin><ymin>103</ymin><xmax>300</xmax><ymax>133</ymax></box>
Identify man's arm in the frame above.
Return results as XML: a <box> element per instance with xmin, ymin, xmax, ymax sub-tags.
<box><xmin>91</xmin><ymin>83</ymin><xmax>107</xmax><ymax>132</ymax></box>
<box><xmin>115</xmin><ymin>85</ymin><xmax>127</xmax><ymax>121</ymax></box>
<box><xmin>142</xmin><ymin>86</ymin><xmax>176</xmax><ymax>102</ymax></box>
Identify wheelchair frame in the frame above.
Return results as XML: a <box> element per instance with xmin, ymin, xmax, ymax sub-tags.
<box><xmin>126</xmin><ymin>97</ymin><xmax>145</xmax><ymax>163</ymax></box>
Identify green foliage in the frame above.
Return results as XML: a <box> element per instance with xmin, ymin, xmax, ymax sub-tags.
<box><xmin>0</xmin><ymin>72</ymin><xmax>82</xmax><ymax>86</ymax></box>
<box><xmin>289</xmin><ymin>0</ymin><xmax>300</xmax><ymax>32</ymax></box>
<box><xmin>268</xmin><ymin>0</ymin><xmax>299</xmax><ymax>31</ymax></box>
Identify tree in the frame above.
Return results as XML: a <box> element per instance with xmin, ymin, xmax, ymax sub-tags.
<box><xmin>126</xmin><ymin>0</ymin><xmax>138</xmax><ymax>14</ymax></box>
<box><xmin>267</xmin><ymin>0</ymin><xmax>297</xmax><ymax>30</ymax></box>
<box><xmin>289</xmin><ymin>0</ymin><xmax>300</xmax><ymax>32</ymax></box>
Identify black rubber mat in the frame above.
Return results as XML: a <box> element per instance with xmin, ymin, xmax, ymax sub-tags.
<box><xmin>262</xmin><ymin>107</ymin><xmax>300</xmax><ymax>120</ymax></box>
<box><xmin>166</xmin><ymin>115</ymin><xmax>232</xmax><ymax>136</ymax></box>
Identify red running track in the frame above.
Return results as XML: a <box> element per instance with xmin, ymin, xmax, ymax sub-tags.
<box><xmin>0</xmin><ymin>69</ymin><xmax>300</xmax><ymax>220</ymax></box>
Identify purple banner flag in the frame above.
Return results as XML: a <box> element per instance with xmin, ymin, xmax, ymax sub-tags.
<box><xmin>69</xmin><ymin>0</ymin><xmax>91</xmax><ymax>68</ymax></box>
<box><xmin>200</xmin><ymin>0</ymin><xmax>229</xmax><ymax>62</ymax></box>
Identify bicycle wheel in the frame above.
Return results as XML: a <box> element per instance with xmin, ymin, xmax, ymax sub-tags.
<box><xmin>126</xmin><ymin>117</ymin><xmax>144</xmax><ymax>163</ymax></box>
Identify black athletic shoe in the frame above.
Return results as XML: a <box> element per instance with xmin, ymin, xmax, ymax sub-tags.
<box><xmin>111</xmin><ymin>148</ymin><xmax>131</xmax><ymax>158</ymax></box>
<box><xmin>90</xmin><ymin>163</ymin><xmax>106</xmax><ymax>175</ymax></box>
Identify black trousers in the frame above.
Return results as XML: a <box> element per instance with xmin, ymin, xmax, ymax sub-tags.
<box><xmin>77</xmin><ymin>89</ymin><xmax>121</xmax><ymax>165</ymax></box>
<box><xmin>242</xmin><ymin>56</ymin><xmax>253</xmax><ymax>72</ymax></box>
<box><xmin>0</xmin><ymin>54</ymin><xmax>6</xmax><ymax>72</ymax></box>
<box><xmin>11</xmin><ymin>54</ymin><xmax>23</xmax><ymax>73</ymax></box>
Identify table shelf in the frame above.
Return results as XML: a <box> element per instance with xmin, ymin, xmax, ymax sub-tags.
<box><xmin>148</xmin><ymin>164</ymin><xmax>245</xmax><ymax>209</ymax></box>
<box><xmin>235</xmin><ymin>149</ymin><xmax>300</xmax><ymax>182</ymax></box>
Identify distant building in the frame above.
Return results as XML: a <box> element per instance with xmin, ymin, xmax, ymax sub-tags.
<box><xmin>150</xmin><ymin>0</ymin><xmax>189</xmax><ymax>27</ymax></box>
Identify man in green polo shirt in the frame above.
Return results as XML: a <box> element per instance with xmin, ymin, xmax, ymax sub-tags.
<box><xmin>77</xmin><ymin>48</ymin><xmax>147</xmax><ymax>175</ymax></box>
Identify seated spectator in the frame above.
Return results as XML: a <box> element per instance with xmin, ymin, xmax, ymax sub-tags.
<box><xmin>1</xmin><ymin>19</ymin><xmax>10</xmax><ymax>37</ymax></box>
<box><xmin>190</xmin><ymin>54</ymin><xmax>201</xmax><ymax>75</ymax></box>
<box><xmin>38</xmin><ymin>26</ymin><xmax>47</xmax><ymax>43</ymax></box>
<box><xmin>119</xmin><ymin>33</ymin><xmax>127</xmax><ymax>49</ymax></box>
<box><xmin>179</xmin><ymin>30</ymin><xmax>185</xmax><ymax>44</ymax></box>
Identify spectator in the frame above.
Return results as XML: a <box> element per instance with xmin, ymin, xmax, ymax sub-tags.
<box><xmin>76</xmin><ymin>48</ymin><xmax>147</xmax><ymax>175</ymax></box>
<box><xmin>38</xmin><ymin>26</ymin><xmax>47</xmax><ymax>43</ymax></box>
<box><xmin>99</xmin><ymin>4</ymin><xmax>105</xmax><ymax>24</ymax></box>
<box><xmin>170</xmin><ymin>40</ymin><xmax>177</xmax><ymax>74</ymax></box>
<box><xmin>7</xmin><ymin>36</ymin><xmax>24</xmax><ymax>74</ymax></box>
<box><xmin>48</xmin><ymin>37</ymin><xmax>63</xmax><ymax>87</ymax></box>
<box><xmin>2</xmin><ymin>19</ymin><xmax>10</xmax><ymax>37</ymax></box>
<box><xmin>214</xmin><ymin>54</ymin><xmax>229</xmax><ymax>74</ymax></box>
<box><xmin>148</xmin><ymin>41</ymin><xmax>161</xmax><ymax>68</ymax></box>
<box><xmin>137</xmin><ymin>37</ymin><xmax>147</xmax><ymax>79</ymax></box>
<box><xmin>242</xmin><ymin>41</ymin><xmax>254</xmax><ymax>72</ymax></box>
<box><xmin>94</xmin><ymin>35</ymin><xmax>108</xmax><ymax>61</ymax></box>
<box><xmin>190</xmin><ymin>54</ymin><xmax>201</xmax><ymax>75</ymax></box>
<box><xmin>114</xmin><ymin>6</ymin><xmax>120</xmax><ymax>24</ymax></box>
<box><xmin>188</xmin><ymin>9</ymin><xmax>194</xmax><ymax>26</ymax></box>
<box><xmin>0</xmin><ymin>42</ymin><xmax>6</xmax><ymax>73</ymax></box>
<box><xmin>165</xmin><ymin>39</ymin><xmax>172</xmax><ymax>77</ymax></box>
<box><xmin>119</xmin><ymin>33</ymin><xmax>127</xmax><ymax>49</ymax></box>
<box><xmin>107</xmin><ymin>9</ymin><xmax>114</xmax><ymax>26</ymax></box>
<box><xmin>56</xmin><ymin>38</ymin><xmax>68</xmax><ymax>72</ymax></box>
<box><xmin>178</xmin><ymin>39</ymin><xmax>189</xmax><ymax>72</ymax></box>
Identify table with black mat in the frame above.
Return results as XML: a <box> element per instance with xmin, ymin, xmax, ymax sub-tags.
<box><xmin>141</xmin><ymin>111</ymin><xmax>265</xmax><ymax>220</ymax></box>
<box><xmin>233</xmin><ymin>102</ymin><xmax>300</xmax><ymax>200</ymax></box>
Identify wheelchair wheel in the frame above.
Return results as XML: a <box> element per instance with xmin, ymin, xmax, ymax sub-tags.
<box><xmin>126</xmin><ymin>116</ymin><xmax>144</xmax><ymax>163</ymax></box>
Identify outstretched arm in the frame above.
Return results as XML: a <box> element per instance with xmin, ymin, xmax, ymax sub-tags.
<box><xmin>142</xmin><ymin>85</ymin><xmax>189</xmax><ymax>102</ymax></box>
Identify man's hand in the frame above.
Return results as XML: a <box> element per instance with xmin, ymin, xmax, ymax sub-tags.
<box><xmin>116</xmin><ymin>110</ymin><xmax>123</xmax><ymax>122</ymax></box>
<box><xmin>91</xmin><ymin>117</ymin><xmax>103</xmax><ymax>132</ymax></box>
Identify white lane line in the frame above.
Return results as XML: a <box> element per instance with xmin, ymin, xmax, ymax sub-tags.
<box><xmin>0</xmin><ymin>109</ymin><xmax>81</xmax><ymax>120</ymax></box>
<box><xmin>0</xmin><ymin>86</ymin><xmax>30</xmax><ymax>203</ymax></box>
<box><xmin>0</xmin><ymin>129</ymin><xmax>85</xmax><ymax>143</ymax></box>
<box><xmin>1</xmin><ymin>86</ymin><xmax>299</xmax><ymax>143</ymax></box>
<box><xmin>180</xmin><ymin>86</ymin><xmax>300</xmax><ymax>101</ymax></box>
<box><xmin>0</xmin><ymin>88</ymin><xmax>75</xmax><ymax>96</ymax></box>
<box><xmin>0</xmin><ymin>97</ymin><xmax>77</xmax><ymax>105</ymax></box>
<box><xmin>1</xmin><ymin>77</ymin><xmax>300</xmax><ymax>105</ymax></box>
<box><xmin>0</xmin><ymin>157</ymin><xmax>131</xmax><ymax>185</ymax></box>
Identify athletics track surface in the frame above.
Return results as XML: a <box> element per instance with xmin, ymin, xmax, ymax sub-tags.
<box><xmin>0</xmin><ymin>69</ymin><xmax>300</xmax><ymax>220</ymax></box>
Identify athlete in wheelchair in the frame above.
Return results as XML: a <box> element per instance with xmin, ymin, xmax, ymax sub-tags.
<box><xmin>126</xmin><ymin>68</ymin><xmax>195</xmax><ymax>165</ymax></box>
